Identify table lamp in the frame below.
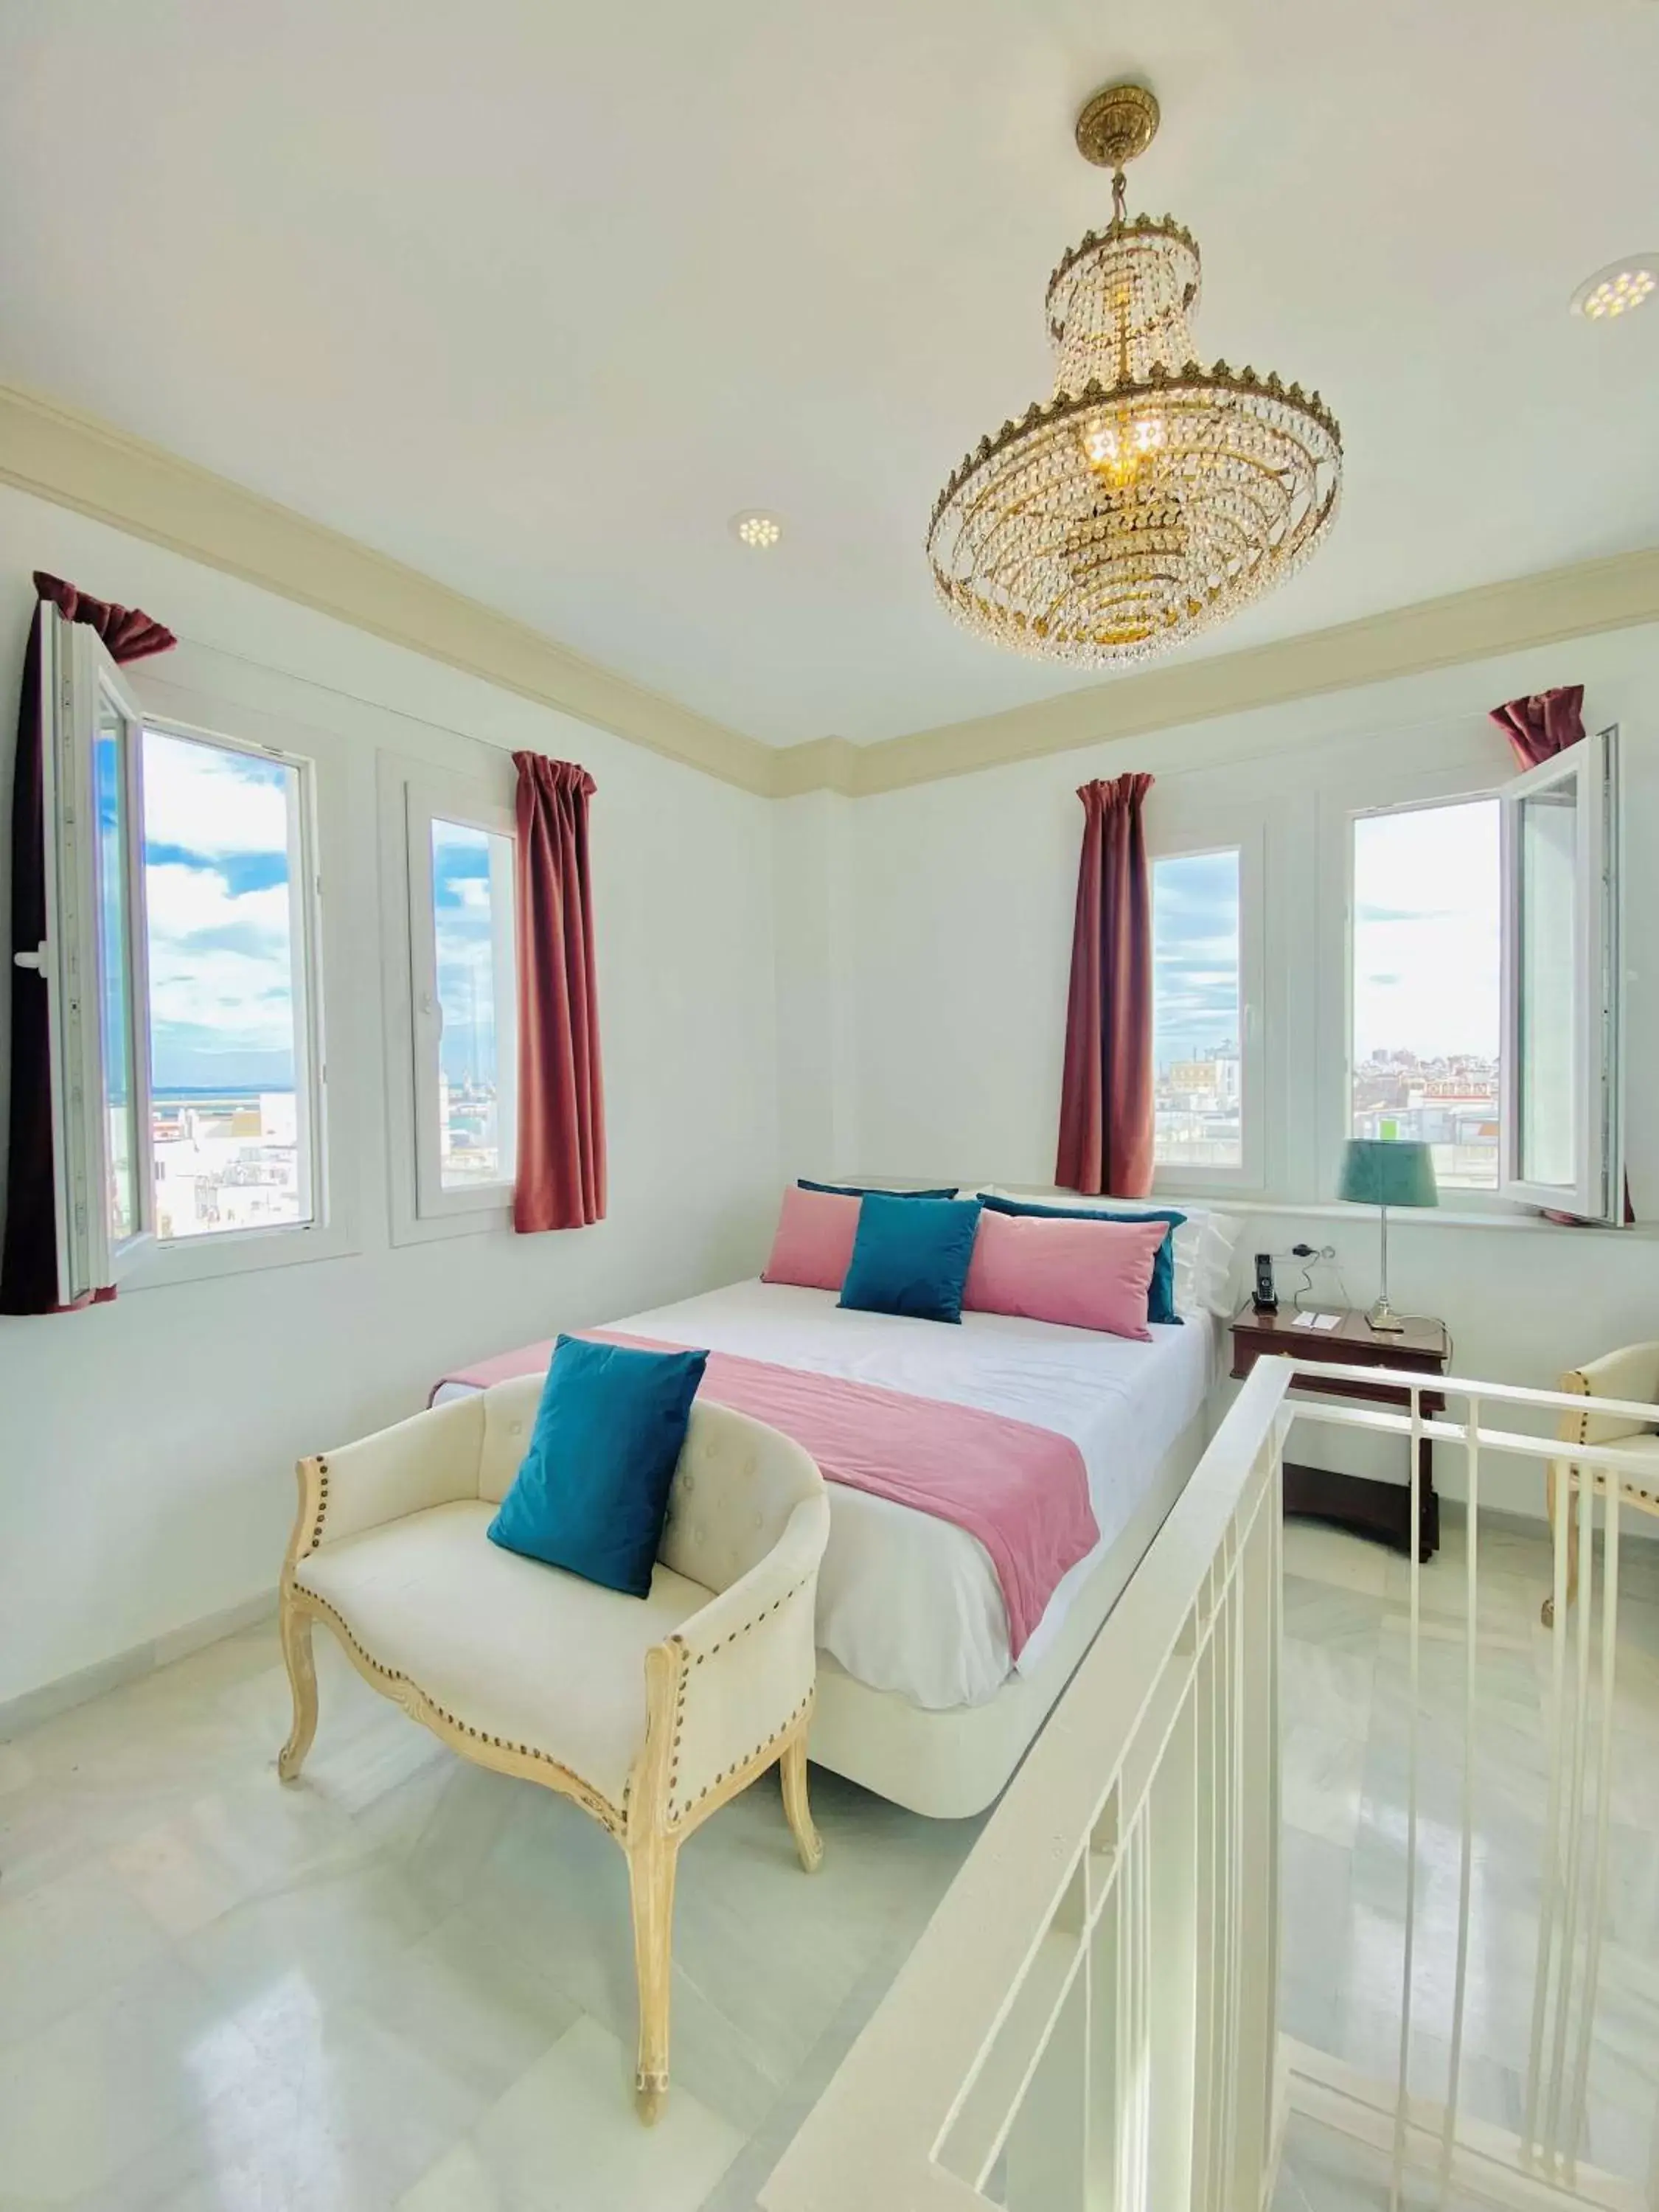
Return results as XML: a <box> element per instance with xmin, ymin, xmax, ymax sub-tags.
<box><xmin>1338</xmin><ymin>1138</ymin><xmax>1438</xmax><ymax>1333</ymax></box>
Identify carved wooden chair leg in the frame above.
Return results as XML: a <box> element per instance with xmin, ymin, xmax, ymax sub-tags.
<box><xmin>779</xmin><ymin>1728</ymin><xmax>823</xmax><ymax>1874</ymax></box>
<box><xmin>277</xmin><ymin>1589</ymin><xmax>319</xmax><ymax>1781</ymax></box>
<box><xmin>627</xmin><ymin>1832</ymin><xmax>678</xmax><ymax>2124</ymax></box>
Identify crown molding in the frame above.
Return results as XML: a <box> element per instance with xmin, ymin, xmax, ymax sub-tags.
<box><xmin>768</xmin><ymin>736</ymin><xmax>863</xmax><ymax>799</ymax></box>
<box><xmin>3</xmin><ymin>378</ymin><xmax>1655</xmax><ymax>804</ymax></box>
<box><xmin>823</xmin><ymin>548</ymin><xmax>1659</xmax><ymax>796</ymax></box>
<box><xmin>0</xmin><ymin>378</ymin><xmax>777</xmax><ymax>796</ymax></box>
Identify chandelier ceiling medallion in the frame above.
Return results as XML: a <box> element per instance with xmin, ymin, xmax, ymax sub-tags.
<box><xmin>926</xmin><ymin>82</ymin><xmax>1343</xmax><ymax>667</ymax></box>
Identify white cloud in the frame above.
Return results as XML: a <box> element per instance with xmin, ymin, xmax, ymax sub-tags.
<box><xmin>145</xmin><ymin>861</ymin><xmax>295</xmax><ymax>1053</ymax></box>
<box><xmin>142</xmin><ymin>729</ymin><xmax>292</xmax><ymax>856</ymax></box>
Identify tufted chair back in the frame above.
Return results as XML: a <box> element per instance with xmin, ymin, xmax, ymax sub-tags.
<box><xmin>471</xmin><ymin>1377</ymin><xmax>821</xmax><ymax>1596</ymax></box>
<box><xmin>658</xmin><ymin>1401</ymin><xmax>822</xmax><ymax>1594</ymax></box>
<box><xmin>477</xmin><ymin>1374</ymin><xmax>546</xmax><ymax>1504</ymax></box>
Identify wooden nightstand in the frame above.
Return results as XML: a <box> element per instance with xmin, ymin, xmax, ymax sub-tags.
<box><xmin>1229</xmin><ymin>1303</ymin><xmax>1450</xmax><ymax>1561</ymax></box>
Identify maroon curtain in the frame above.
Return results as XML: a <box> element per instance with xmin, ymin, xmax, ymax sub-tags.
<box><xmin>1</xmin><ymin>574</ymin><xmax>175</xmax><ymax>1318</ymax></box>
<box><xmin>512</xmin><ymin>751</ymin><xmax>605</xmax><ymax>1231</ymax></box>
<box><xmin>1489</xmin><ymin>685</ymin><xmax>1584</xmax><ymax>769</ymax></box>
<box><xmin>1055</xmin><ymin>773</ymin><xmax>1156</xmax><ymax>1197</ymax></box>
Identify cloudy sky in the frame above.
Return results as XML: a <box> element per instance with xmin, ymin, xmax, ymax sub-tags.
<box><xmin>1153</xmin><ymin>848</ymin><xmax>1240</xmax><ymax>1067</ymax></box>
<box><xmin>1352</xmin><ymin>799</ymin><xmax>1499</xmax><ymax>1063</ymax></box>
<box><xmin>142</xmin><ymin>730</ymin><xmax>300</xmax><ymax>1093</ymax></box>
<box><xmin>430</xmin><ymin>818</ymin><xmax>507</xmax><ymax>1086</ymax></box>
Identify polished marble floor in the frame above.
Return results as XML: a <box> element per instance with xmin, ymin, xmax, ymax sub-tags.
<box><xmin>0</xmin><ymin>1621</ymin><xmax>981</xmax><ymax>2210</ymax></box>
<box><xmin>1272</xmin><ymin>1510</ymin><xmax>1659</xmax><ymax>2210</ymax></box>
<box><xmin>5</xmin><ymin>1512</ymin><xmax>1655</xmax><ymax>2210</ymax></box>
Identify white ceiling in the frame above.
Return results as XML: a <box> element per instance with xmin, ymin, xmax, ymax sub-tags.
<box><xmin>1</xmin><ymin>0</ymin><xmax>1656</xmax><ymax>747</ymax></box>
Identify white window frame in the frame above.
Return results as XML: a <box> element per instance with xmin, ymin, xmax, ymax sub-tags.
<box><xmin>1147</xmin><ymin>818</ymin><xmax>1266</xmax><ymax>1197</ymax></box>
<box><xmin>380</xmin><ymin>754</ymin><xmax>520</xmax><ymax>1242</ymax></box>
<box><xmin>124</xmin><ymin>675</ymin><xmax>354</xmax><ymax>1287</ymax></box>
<box><xmin>1323</xmin><ymin>734</ymin><xmax>1623</xmax><ymax>1223</ymax></box>
<box><xmin>35</xmin><ymin>613</ymin><xmax>156</xmax><ymax>1299</ymax></box>
<box><xmin>138</xmin><ymin>714</ymin><xmax>327</xmax><ymax>1256</ymax></box>
<box><xmin>1499</xmin><ymin>726</ymin><xmax>1623</xmax><ymax>1223</ymax></box>
<box><xmin>27</xmin><ymin>630</ymin><xmax>345</xmax><ymax>1295</ymax></box>
<box><xmin>1334</xmin><ymin>777</ymin><xmax>1509</xmax><ymax>1212</ymax></box>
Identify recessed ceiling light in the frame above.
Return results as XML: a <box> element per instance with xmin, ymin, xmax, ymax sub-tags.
<box><xmin>1571</xmin><ymin>257</ymin><xmax>1657</xmax><ymax>321</ymax></box>
<box><xmin>730</xmin><ymin>510</ymin><xmax>783</xmax><ymax>549</ymax></box>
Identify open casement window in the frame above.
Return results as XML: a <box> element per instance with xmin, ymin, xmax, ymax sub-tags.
<box><xmin>1499</xmin><ymin>726</ymin><xmax>1623</xmax><ymax>1222</ymax></box>
<box><xmin>405</xmin><ymin>779</ymin><xmax>519</xmax><ymax>1220</ymax></box>
<box><xmin>35</xmin><ymin>614</ymin><xmax>155</xmax><ymax>1298</ymax></box>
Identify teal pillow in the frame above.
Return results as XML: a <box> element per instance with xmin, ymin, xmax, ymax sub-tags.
<box><xmin>981</xmin><ymin>1196</ymin><xmax>1186</xmax><ymax>1326</ymax></box>
<box><xmin>839</xmin><ymin>1193</ymin><xmax>983</xmax><ymax>1324</ymax></box>
<box><xmin>799</xmin><ymin>1178</ymin><xmax>958</xmax><ymax>1200</ymax></box>
<box><xmin>487</xmin><ymin>1335</ymin><xmax>707</xmax><ymax>1599</ymax></box>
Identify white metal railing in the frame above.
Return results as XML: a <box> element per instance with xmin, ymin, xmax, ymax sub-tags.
<box><xmin>1282</xmin><ymin>1362</ymin><xmax>1659</xmax><ymax>2212</ymax></box>
<box><xmin>760</xmin><ymin>1357</ymin><xmax>1659</xmax><ymax>2212</ymax></box>
<box><xmin>761</xmin><ymin>1355</ymin><xmax>1293</xmax><ymax>2212</ymax></box>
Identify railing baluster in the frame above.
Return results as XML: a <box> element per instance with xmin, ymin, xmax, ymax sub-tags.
<box><xmin>1391</xmin><ymin>1382</ymin><xmax>1425</xmax><ymax>2212</ymax></box>
<box><xmin>1438</xmin><ymin>1394</ymin><xmax>1481</xmax><ymax>2204</ymax></box>
<box><xmin>1567</xmin><ymin>1476</ymin><xmax>1620</xmax><ymax>2177</ymax></box>
<box><xmin>1525</xmin><ymin>1446</ymin><xmax>1575</xmax><ymax>2163</ymax></box>
<box><xmin>1544</xmin><ymin>1472</ymin><xmax>1599</xmax><ymax>2168</ymax></box>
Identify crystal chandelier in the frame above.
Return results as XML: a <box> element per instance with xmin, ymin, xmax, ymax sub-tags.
<box><xmin>927</xmin><ymin>83</ymin><xmax>1342</xmax><ymax>667</ymax></box>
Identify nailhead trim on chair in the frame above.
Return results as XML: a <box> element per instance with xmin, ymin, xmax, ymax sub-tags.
<box><xmin>668</xmin><ymin>1688</ymin><xmax>813</xmax><ymax>1826</ymax></box>
<box><xmin>306</xmin><ymin>1458</ymin><xmax>330</xmax><ymax>1552</ymax></box>
<box><xmin>1567</xmin><ymin>1373</ymin><xmax>1658</xmax><ymax>1506</ymax></box>
<box><xmin>293</xmin><ymin>1585</ymin><xmax>625</xmax><ymax>1835</ymax></box>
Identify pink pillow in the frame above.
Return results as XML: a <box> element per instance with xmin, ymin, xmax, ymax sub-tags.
<box><xmin>762</xmin><ymin>1186</ymin><xmax>860</xmax><ymax>1293</ymax></box>
<box><xmin>962</xmin><ymin>1209</ymin><xmax>1166</xmax><ymax>1339</ymax></box>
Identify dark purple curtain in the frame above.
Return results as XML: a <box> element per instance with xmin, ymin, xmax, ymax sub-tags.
<box><xmin>1055</xmin><ymin>773</ymin><xmax>1156</xmax><ymax>1197</ymax></box>
<box><xmin>1489</xmin><ymin>685</ymin><xmax>1584</xmax><ymax>769</ymax></box>
<box><xmin>1</xmin><ymin>574</ymin><xmax>175</xmax><ymax>1317</ymax></box>
<box><xmin>512</xmin><ymin>751</ymin><xmax>606</xmax><ymax>1232</ymax></box>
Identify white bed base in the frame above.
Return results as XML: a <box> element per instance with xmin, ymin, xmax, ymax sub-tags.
<box><xmin>806</xmin><ymin>1403</ymin><xmax>1212</xmax><ymax>1819</ymax></box>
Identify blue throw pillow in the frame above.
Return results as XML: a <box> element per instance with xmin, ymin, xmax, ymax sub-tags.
<box><xmin>488</xmin><ymin>1335</ymin><xmax>707</xmax><ymax>1599</ymax></box>
<box><xmin>839</xmin><ymin>1193</ymin><xmax>984</xmax><ymax>1324</ymax></box>
<box><xmin>799</xmin><ymin>1178</ymin><xmax>959</xmax><ymax>1200</ymax></box>
<box><xmin>981</xmin><ymin>1195</ymin><xmax>1187</xmax><ymax>1326</ymax></box>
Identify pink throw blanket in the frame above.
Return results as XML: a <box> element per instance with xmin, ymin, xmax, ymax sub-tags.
<box><xmin>436</xmin><ymin>1332</ymin><xmax>1099</xmax><ymax>1658</ymax></box>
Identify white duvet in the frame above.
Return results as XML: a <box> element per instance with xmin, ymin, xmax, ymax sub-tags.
<box><xmin>591</xmin><ymin>1281</ymin><xmax>1216</xmax><ymax>1711</ymax></box>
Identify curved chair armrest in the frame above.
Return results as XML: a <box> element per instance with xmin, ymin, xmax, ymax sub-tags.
<box><xmin>643</xmin><ymin>1492</ymin><xmax>831</xmax><ymax>1834</ymax></box>
<box><xmin>1560</xmin><ymin>1343</ymin><xmax>1659</xmax><ymax>1446</ymax></box>
<box><xmin>285</xmin><ymin>1391</ymin><xmax>488</xmax><ymax>1566</ymax></box>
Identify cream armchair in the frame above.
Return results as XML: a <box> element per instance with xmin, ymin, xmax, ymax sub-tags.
<box><xmin>276</xmin><ymin>1375</ymin><xmax>831</xmax><ymax>2121</ymax></box>
<box><xmin>1543</xmin><ymin>1341</ymin><xmax>1659</xmax><ymax>1626</ymax></box>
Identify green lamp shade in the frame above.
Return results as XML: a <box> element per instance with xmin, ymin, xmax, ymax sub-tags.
<box><xmin>1339</xmin><ymin>1138</ymin><xmax>1439</xmax><ymax>1209</ymax></box>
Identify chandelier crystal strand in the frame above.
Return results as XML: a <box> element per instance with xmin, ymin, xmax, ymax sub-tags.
<box><xmin>927</xmin><ymin>84</ymin><xmax>1342</xmax><ymax>667</ymax></box>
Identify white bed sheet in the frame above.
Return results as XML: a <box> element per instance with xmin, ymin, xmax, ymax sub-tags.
<box><xmin>533</xmin><ymin>1281</ymin><xmax>1217</xmax><ymax>1712</ymax></box>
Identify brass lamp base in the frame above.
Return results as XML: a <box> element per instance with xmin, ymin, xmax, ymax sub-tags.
<box><xmin>1366</xmin><ymin>1297</ymin><xmax>1406</xmax><ymax>1335</ymax></box>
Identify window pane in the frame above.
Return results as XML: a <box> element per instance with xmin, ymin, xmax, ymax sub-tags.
<box><xmin>1153</xmin><ymin>850</ymin><xmax>1242</xmax><ymax>1169</ymax></box>
<box><xmin>1352</xmin><ymin>800</ymin><xmax>1500</xmax><ymax>1190</ymax></box>
<box><xmin>141</xmin><ymin>728</ymin><xmax>310</xmax><ymax>1239</ymax></box>
<box><xmin>94</xmin><ymin>693</ymin><xmax>139</xmax><ymax>1245</ymax></box>
<box><xmin>1516</xmin><ymin>778</ymin><xmax>1579</xmax><ymax>1187</ymax></box>
<box><xmin>431</xmin><ymin>818</ymin><xmax>516</xmax><ymax>1189</ymax></box>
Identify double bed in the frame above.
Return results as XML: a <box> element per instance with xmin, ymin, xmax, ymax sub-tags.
<box><xmin>434</xmin><ymin>1275</ymin><xmax>1219</xmax><ymax>1818</ymax></box>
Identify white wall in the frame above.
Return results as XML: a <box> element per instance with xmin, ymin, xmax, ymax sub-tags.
<box><xmin>0</xmin><ymin>486</ymin><xmax>782</xmax><ymax>1707</ymax></box>
<box><xmin>810</xmin><ymin>626</ymin><xmax>1659</xmax><ymax>1514</ymax></box>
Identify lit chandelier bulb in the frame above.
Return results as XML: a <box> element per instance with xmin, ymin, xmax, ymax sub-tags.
<box><xmin>1080</xmin><ymin>408</ymin><xmax>1167</xmax><ymax>484</ymax></box>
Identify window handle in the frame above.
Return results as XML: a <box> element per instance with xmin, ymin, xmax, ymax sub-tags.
<box><xmin>13</xmin><ymin>942</ymin><xmax>46</xmax><ymax>973</ymax></box>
